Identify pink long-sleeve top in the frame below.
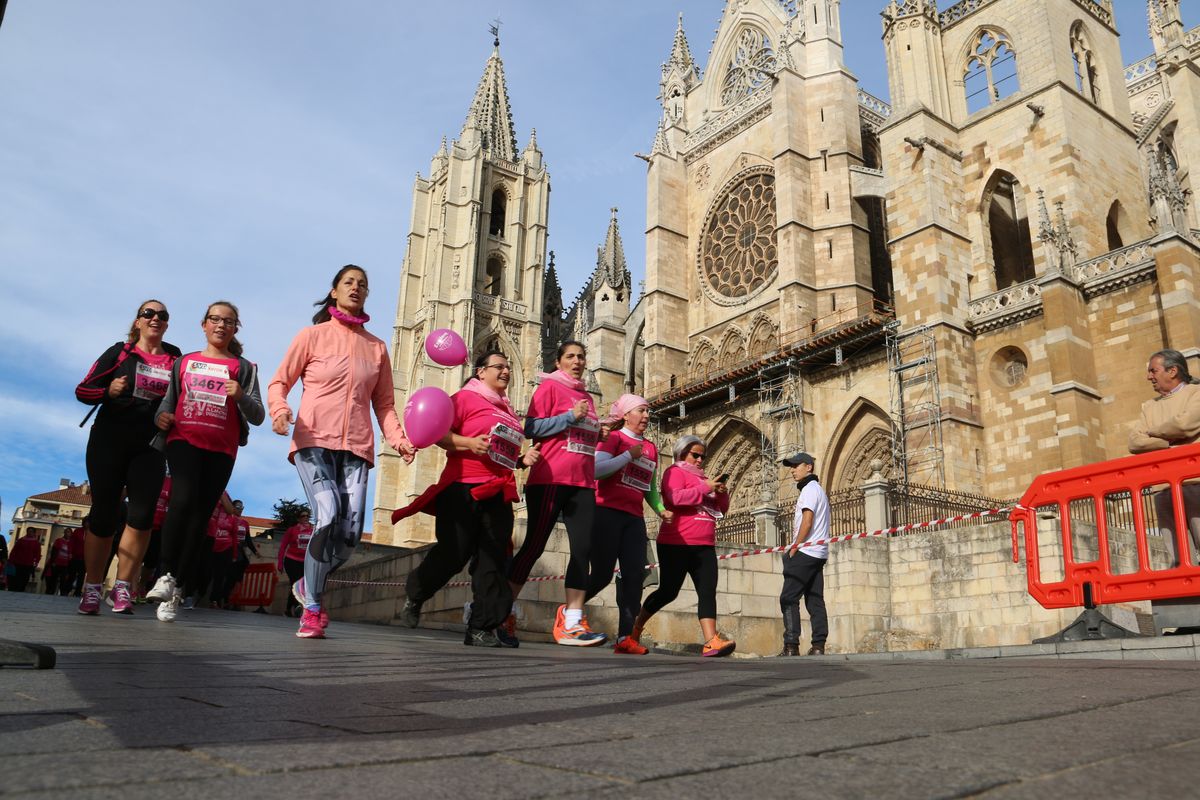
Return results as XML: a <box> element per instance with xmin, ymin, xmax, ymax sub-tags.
<box><xmin>267</xmin><ymin>318</ymin><xmax>409</xmax><ymax>465</ymax></box>
<box><xmin>655</xmin><ymin>463</ymin><xmax>730</xmax><ymax>547</ymax></box>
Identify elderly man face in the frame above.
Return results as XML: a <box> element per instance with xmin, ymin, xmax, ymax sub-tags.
<box><xmin>1147</xmin><ymin>355</ymin><xmax>1183</xmax><ymax>397</ymax></box>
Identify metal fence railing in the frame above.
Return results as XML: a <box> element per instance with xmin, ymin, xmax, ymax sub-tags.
<box><xmin>888</xmin><ymin>481</ymin><xmax>1014</xmax><ymax>531</ymax></box>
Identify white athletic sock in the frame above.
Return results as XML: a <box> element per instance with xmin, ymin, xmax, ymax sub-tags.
<box><xmin>564</xmin><ymin>608</ymin><xmax>583</xmax><ymax>628</ymax></box>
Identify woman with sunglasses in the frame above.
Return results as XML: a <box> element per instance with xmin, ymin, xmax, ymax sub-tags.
<box><xmin>629</xmin><ymin>435</ymin><xmax>736</xmax><ymax>657</ymax></box>
<box><xmin>508</xmin><ymin>340</ymin><xmax>605</xmax><ymax>646</ymax></box>
<box><xmin>394</xmin><ymin>349</ymin><xmax>541</xmax><ymax>647</ymax></box>
<box><xmin>585</xmin><ymin>394</ymin><xmax>670</xmax><ymax>654</ymax></box>
<box><xmin>147</xmin><ymin>301</ymin><xmax>264</xmax><ymax>622</ymax></box>
<box><xmin>75</xmin><ymin>300</ymin><xmax>182</xmax><ymax>615</ymax></box>
<box><xmin>268</xmin><ymin>265</ymin><xmax>416</xmax><ymax>639</ymax></box>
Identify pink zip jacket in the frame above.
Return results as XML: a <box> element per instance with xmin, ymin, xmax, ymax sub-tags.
<box><xmin>267</xmin><ymin>318</ymin><xmax>410</xmax><ymax>465</ymax></box>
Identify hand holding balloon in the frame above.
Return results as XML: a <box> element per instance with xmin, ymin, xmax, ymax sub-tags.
<box><xmin>403</xmin><ymin>387</ymin><xmax>454</xmax><ymax>448</ymax></box>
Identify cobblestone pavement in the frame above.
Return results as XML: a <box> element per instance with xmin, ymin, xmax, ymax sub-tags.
<box><xmin>3</xmin><ymin>592</ymin><xmax>1199</xmax><ymax>798</ymax></box>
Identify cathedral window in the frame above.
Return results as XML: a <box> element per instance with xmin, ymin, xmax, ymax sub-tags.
<box><xmin>964</xmin><ymin>30</ymin><xmax>1019</xmax><ymax>114</ymax></box>
<box><xmin>984</xmin><ymin>172</ymin><xmax>1036</xmax><ymax>289</ymax></box>
<box><xmin>485</xmin><ymin>256</ymin><xmax>503</xmax><ymax>296</ymax></box>
<box><xmin>1070</xmin><ymin>23</ymin><xmax>1100</xmax><ymax>105</ymax></box>
<box><xmin>489</xmin><ymin>188</ymin><xmax>507</xmax><ymax>237</ymax></box>
<box><xmin>698</xmin><ymin>167</ymin><xmax>779</xmax><ymax>305</ymax></box>
<box><xmin>720</xmin><ymin>27</ymin><xmax>776</xmax><ymax>106</ymax></box>
<box><xmin>1106</xmin><ymin>201</ymin><xmax>1129</xmax><ymax>251</ymax></box>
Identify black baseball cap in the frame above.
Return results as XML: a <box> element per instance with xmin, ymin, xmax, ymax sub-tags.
<box><xmin>781</xmin><ymin>452</ymin><xmax>815</xmax><ymax>467</ymax></box>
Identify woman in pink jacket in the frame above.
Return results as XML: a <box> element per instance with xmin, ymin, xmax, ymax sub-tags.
<box><xmin>630</xmin><ymin>434</ymin><xmax>736</xmax><ymax>657</ymax></box>
<box><xmin>268</xmin><ymin>265</ymin><xmax>415</xmax><ymax>639</ymax></box>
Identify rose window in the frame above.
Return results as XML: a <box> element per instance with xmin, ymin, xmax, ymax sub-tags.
<box><xmin>699</xmin><ymin>169</ymin><xmax>778</xmax><ymax>303</ymax></box>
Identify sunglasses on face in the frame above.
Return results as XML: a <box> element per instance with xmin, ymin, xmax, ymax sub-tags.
<box><xmin>686</xmin><ymin>451</ymin><xmax>706</xmax><ymax>460</ymax></box>
<box><xmin>138</xmin><ymin>308</ymin><xmax>169</xmax><ymax>322</ymax></box>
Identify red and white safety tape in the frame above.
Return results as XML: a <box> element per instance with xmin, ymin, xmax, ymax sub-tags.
<box><xmin>327</xmin><ymin>506</ymin><xmax>1018</xmax><ymax>589</ymax></box>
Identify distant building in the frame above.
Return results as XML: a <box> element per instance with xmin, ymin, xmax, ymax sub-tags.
<box><xmin>9</xmin><ymin>479</ymin><xmax>91</xmax><ymax>577</ymax></box>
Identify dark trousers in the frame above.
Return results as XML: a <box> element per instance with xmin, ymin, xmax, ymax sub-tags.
<box><xmin>510</xmin><ymin>484</ymin><xmax>595</xmax><ymax>590</ymax></box>
<box><xmin>585</xmin><ymin>506</ymin><xmax>647</xmax><ymax>637</ymax></box>
<box><xmin>407</xmin><ymin>483</ymin><xmax>514</xmax><ymax>631</ymax></box>
<box><xmin>159</xmin><ymin>440</ymin><xmax>235</xmax><ymax>595</ymax></box>
<box><xmin>8</xmin><ymin>566</ymin><xmax>33</xmax><ymax>592</ymax></box>
<box><xmin>780</xmin><ymin>552</ymin><xmax>828</xmax><ymax>646</ymax></box>
<box><xmin>643</xmin><ymin>543</ymin><xmax>718</xmax><ymax>619</ymax></box>
<box><xmin>85</xmin><ymin>420</ymin><xmax>165</xmax><ymax>537</ymax></box>
<box><xmin>206</xmin><ymin>548</ymin><xmax>235</xmax><ymax>604</ymax></box>
<box><xmin>283</xmin><ymin>557</ymin><xmax>305</xmax><ymax>616</ymax></box>
<box><xmin>65</xmin><ymin>559</ymin><xmax>85</xmax><ymax>596</ymax></box>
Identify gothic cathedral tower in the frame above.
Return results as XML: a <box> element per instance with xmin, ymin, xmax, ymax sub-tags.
<box><xmin>373</xmin><ymin>39</ymin><xmax>550</xmax><ymax>547</ymax></box>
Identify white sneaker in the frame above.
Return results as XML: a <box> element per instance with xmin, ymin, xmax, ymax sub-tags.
<box><xmin>147</xmin><ymin>573</ymin><xmax>176</xmax><ymax>603</ymax></box>
<box><xmin>157</xmin><ymin>592</ymin><xmax>181</xmax><ymax>622</ymax></box>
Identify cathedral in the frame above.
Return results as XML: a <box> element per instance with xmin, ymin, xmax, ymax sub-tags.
<box><xmin>373</xmin><ymin>0</ymin><xmax>1200</xmax><ymax>548</ymax></box>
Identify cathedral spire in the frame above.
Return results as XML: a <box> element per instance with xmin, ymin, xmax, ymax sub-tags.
<box><xmin>666</xmin><ymin>13</ymin><xmax>699</xmax><ymax>81</ymax></box>
<box><xmin>596</xmin><ymin>207</ymin><xmax>629</xmax><ymax>290</ymax></box>
<box><xmin>461</xmin><ymin>39</ymin><xmax>518</xmax><ymax>162</ymax></box>
<box><xmin>1148</xmin><ymin>0</ymin><xmax>1184</xmax><ymax>54</ymax></box>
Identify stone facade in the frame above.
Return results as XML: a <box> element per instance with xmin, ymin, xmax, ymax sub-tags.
<box><xmin>375</xmin><ymin>1</ymin><xmax>1200</xmax><ymax>548</ymax></box>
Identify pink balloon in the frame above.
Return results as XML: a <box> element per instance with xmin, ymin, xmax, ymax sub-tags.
<box><xmin>403</xmin><ymin>387</ymin><xmax>454</xmax><ymax>449</ymax></box>
<box><xmin>425</xmin><ymin>328</ymin><xmax>469</xmax><ymax>366</ymax></box>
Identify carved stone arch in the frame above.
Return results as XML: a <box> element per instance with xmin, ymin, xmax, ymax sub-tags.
<box><xmin>704</xmin><ymin>415</ymin><xmax>767</xmax><ymax>512</ymax></box>
<box><xmin>710</xmin><ymin>20</ymin><xmax>780</xmax><ymax>109</ymax></box>
<box><xmin>626</xmin><ymin>317</ymin><xmax>646</xmax><ymax>395</ymax></box>
<box><xmin>824</xmin><ymin>398</ymin><xmax>896</xmax><ymax>492</ymax></box>
<box><xmin>746</xmin><ymin>311</ymin><xmax>779</xmax><ymax>357</ymax></box>
<box><xmin>1068</xmin><ymin>20</ymin><xmax>1101</xmax><ymax>106</ymax></box>
<box><xmin>470</xmin><ymin>325</ymin><xmax>526</xmax><ymax>407</ymax></box>
<box><xmin>979</xmin><ymin>168</ymin><xmax>1036</xmax><ymax>290</ymax></box>
<box><xmin>688</xmin><ymin>337</ymin><xmax>717</xmax><ymax>378</ymax></box>
<box><xmin>717</xmin><ymin>325</ymin><xmax>747</xmax><ymax>367</ymax></box>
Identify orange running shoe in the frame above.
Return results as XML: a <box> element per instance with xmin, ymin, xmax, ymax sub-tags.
<box><xmin>702</xmin><ymin>634</ymin><xmax>736</xmax><ymax>657</ymax></box>
<box><xmin>613</xmin><ymin>636</ymin><xmax>648</xmax><ymax>655</ymax></box>
<box><xmin>551</xmin><ymin>604</ymin><xmax>567</xmax><ymax>641</ymax></box>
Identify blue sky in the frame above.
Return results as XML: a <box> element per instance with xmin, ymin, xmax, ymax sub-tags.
<box><xmin>0</xmin><ymin>1</ymin><xmax>1157</xmax><ymax>532</ymax></box>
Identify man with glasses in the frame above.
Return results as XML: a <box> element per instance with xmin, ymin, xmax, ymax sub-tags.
<box><xmin>778</xmin><ymin>452</ymin><xmax>830</xmax><ymax>656</ymax></box>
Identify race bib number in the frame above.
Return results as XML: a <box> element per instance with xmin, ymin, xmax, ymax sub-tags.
<box><xmin>620</xmin><ymin>456</ymin><xmax>655</xmax><ymax>492</ymax></box>
<box><xmin>701</xmin><ymin>503</ymin><xmax>725</xmax><ymax>521</ymax></box>
<box><xmin>566</xmin><ymin>417</ymin><xmax>600</xmax><ymax>455</ymax></box>
<box><xmin>488</xmin><ymin>422</ymin><xmax>523</xmax><ymax>470</ymax></box>
<box><xmin>133</xmin><ymin>363</ymin><xmax>170</xmax><ymax>400</ymax></box>
<box><xmin>184</xmin><ymin>360</ymin><xmax>230</xmax><ymax>406</ymax></box>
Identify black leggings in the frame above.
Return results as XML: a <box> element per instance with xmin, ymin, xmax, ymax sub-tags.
<box><xmin>283</xmin><ymin>557</ymin><xmax>304</xmax><ymax>616</ymax></box>
<box><xmin>159</xmin><ymin>440</ymin><xmax>234</xmax><ymax>594</ymax></box>
<box><xmin>509</xmin><ymin>484</ymin><xmax>594</xmax><ymax>590</ymax></box>
<box><xmin>407</xmin><ymin>483</ymin><xmax>514</xmax><ymax>630</ymax></box>
<box><xmin>85</xmin><ymin>420</ymin><xmax>165</xmax><ymax>537</ymax></box>
<box><xmin>642</xmin><ymin>543</ymin><xmax>718</xmax><ymax>619</ymax></box>
<box><xmin>585</xmin><ymin>506</ymin><xmax>647</xmax><ymax>637</ymax></box>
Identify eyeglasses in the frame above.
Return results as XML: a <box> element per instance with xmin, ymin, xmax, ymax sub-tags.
<box><xmin>206</xmin><ymin>315</ymin><xmax>240</xmax><ymax>329</ymax></box>
<box><xmin>686</xmin><ymin>451</ymin><xmax>706</xmax><ymax>460</ymax></box>
<box><xmin>138</xmin><ymin>308</ymin><xmax>169</xmax><ymax>322</ymax></box>
<box><xmin>481</xmin><ymin>364</ymin><xmax>511</xmax><ymax>373</ymax></box>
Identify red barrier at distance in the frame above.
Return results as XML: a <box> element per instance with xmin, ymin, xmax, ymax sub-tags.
<box><xmin>227</xmin><ymin>563</ymin><xmax>278</xmax><ymax>607</ymax></box>
<box><xmin>1011</xmin><ymin>442</ymin><xmax>1200</xmax><ymax>609</ymax></box>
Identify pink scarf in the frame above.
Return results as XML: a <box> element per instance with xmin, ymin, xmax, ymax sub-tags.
<box><xmin>330</xmin><ymin>307</ymin><xmax>370</xmax><ymax>325</ymax></box>
<box><xmin>538</xmin><ymin>369</ymin><xmax>585</xmax><ymax>391</ymax></box>
<box><xmin>675</xmin><ymin>460</ymin><xmax>707</xmax><ymax>479</ymax></box>
<box><xmin>460</xmin><ymin>377</ymin><xmax>518</xmax><ymax>418</ymax></box>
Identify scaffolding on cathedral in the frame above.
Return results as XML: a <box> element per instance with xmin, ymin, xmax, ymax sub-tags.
<box><xmin>886</xmin><ymin>322</ymin><xmax>945</xmax><ymax>489</ymax></box>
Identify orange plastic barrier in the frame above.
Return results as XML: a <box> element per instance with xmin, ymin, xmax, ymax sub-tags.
<box><xmin>1011</xmin><ymin>442</ymin><xmax>1200</xmax><ymax>609</ymax></box>
<box><xmin>227</xmin><ymin>563</ymin><xmax>278</xmax><ymax>607</ymax></box>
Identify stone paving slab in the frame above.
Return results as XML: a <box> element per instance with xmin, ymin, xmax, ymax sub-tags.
<box><xmin>3</xmin><ymin>592</ymin><xmax>1200</xmax><ymax>798</ymax></box>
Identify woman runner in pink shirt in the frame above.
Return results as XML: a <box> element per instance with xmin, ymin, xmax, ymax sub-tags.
<box><xmin>585</xmin><ymin>394</ymin><xmax>670</xmax><ymax>654</ymax></box>
<box><xmin>276</xmin><ymin>510</ymin><xmax>312</xmax><ymax>618</ymax></box>
<box><xmin>395</xmin><ymin>349</ymin><xmax>542</xmax><ymax>647</ymax></box>
<box><xmin>147</xmin><ymin>301</ymin><xmax>265</xmax><ymax>622</ymax></box>
<box><xmin>631</xmin><ymin>435</ymin><xmax>736</xmax><ymax>657</ymax></box>
<box><xmin>507</xmin><ymin>340</ymin><xmax>605</xmax><ymax>646</ymax></box>
<box><xmin>268</xmin><ymin>265</ymin><xmax>416</xmax><ymax>639</ymax></box>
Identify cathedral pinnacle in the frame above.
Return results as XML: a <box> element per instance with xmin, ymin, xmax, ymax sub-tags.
<box><xmin>461</xmin><ymin>36</ymin><xmax>519</xmax><ymax>162</ymax></box>
<box><xmin>596</xmin><ymin>208</ymin><xmax>630</xmax><ymax>290</ymax></box>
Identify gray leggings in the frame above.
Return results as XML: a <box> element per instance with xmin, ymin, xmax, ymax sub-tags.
<box><xmin>293</xmin><ymin>447</ymin><xmax>370</xmax><ymax>609</ymax></box>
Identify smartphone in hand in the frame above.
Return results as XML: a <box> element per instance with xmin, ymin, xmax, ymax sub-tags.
<box><xmin>717</xmin><ymin>473</ymin><xmax>730</xmax><ymax>484</ymax></box>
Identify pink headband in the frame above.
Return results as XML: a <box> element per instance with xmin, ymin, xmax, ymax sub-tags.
<box><xmin>606</xmin><ymin>393</ymin><xmax>648</xmax><ymax>425</ymax></box>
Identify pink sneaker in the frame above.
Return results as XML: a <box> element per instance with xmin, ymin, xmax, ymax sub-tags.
<box><xmin>110</xmin><ymin>583</ymin><xmax>134</xmax><ymax>615</ymax></box>
<box><xmin>296</xmin><ymin>608</ymin><xmax>325</xmax><ymax>639</ymax></box>
<box><xmin>77</xmin><ymin>584</ymin><xmax>101</xmax><ymax>615</ymax></box>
